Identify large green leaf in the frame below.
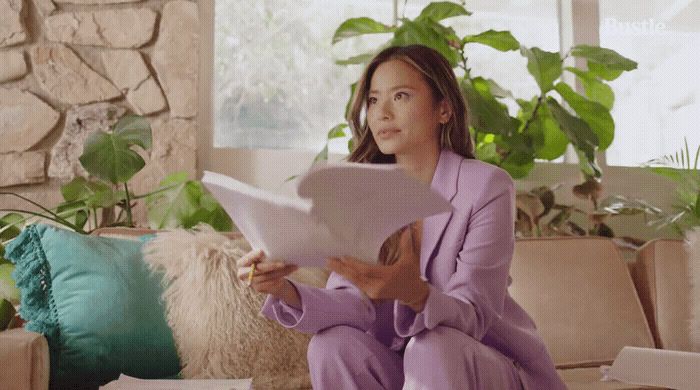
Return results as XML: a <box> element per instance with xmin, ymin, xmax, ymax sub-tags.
<box><xmin>570</xmin><ymin>45</ymin><xmax>637</xmax><ymax>71</ymax></box>
<box><xmin>61</xmin><ymin>177</ymin><xmax>119</xmax><ymax>208</ymax></box>
<box><xmin>112</xmin><ymin>115</ymin><xmax>152</xmax><ymax>150</ymax></box>
<box><xmin>486</xmin><ymin>79</ymin><xmax>513</xmax><ymax>99</ymax></box>
<box><xmin>146</xmin><ymin>175</ymin><xmax>198</xmax><ymax>229</ymax></box>
<box><xmin>79</xmin><ymin>131</ymin><xmax>146</xmax><ymax>184</ymax></box>
<box><xmin>332</xmin><ymin>17</ymin><xmax>394</xmax><ymax>44</ymax></box>
<box><xmin>462</xmin><ymin>78</ymin><xmax>519</xmax><ymax>136</ymax></box>
<box><xmin>475</xmin><ymin>142</ymin><xmax>500</xmax><ymax>165</ymax></box>
<box><xmin>421</xmin><ymin>17</ymin><xmax>461</xmax><ymax>44</ymax></box>
<box><xmin>417</xmin><ymin>1</ymin><xmax>471</xmax><ymax>21</ymax></box>
<box><xmin>0</xmin><ymin>213</ymin><xmax>24</xmax><ymax>242</ymax></box>
<box><xmin>146</xmin><ymin>173</ymin><xmax>233</xmax><ymax>231</ymax></box>
<box><xmin>575</xmin><ymin>148</ymin><xmax>603</xmax><ymax>178</ymax></box>
<box><xmin>520</xmin><ymin>46</ymin><xmax>562</xmax><ymax>93</ymax></box>
<box><xmin>518</xmin><ymin>98</ymin><xmax>568</xmax><ymax>160</ymax></box>
<box><xmin>463</xmin><ymin>30</ymin><xmax>520</xmax><ymax>51</ymax></box>
<box><xmin>335</xmin><ymin>53</ymin><xmax>376</xmax><ymax>66</ymax></box>
<box><xmin>0</xmin><ymin>264</ymin><xmax>19</xmax><ymax>305</ymax></box>
<box><xmin>391</xmin><ymin>19</ymin><xmax>461</xmax><ymax>67</ymax></box>
<box><xmin>547</xmin><ymin>97</ymin><xmax>599</xmax><ymax>163</ymax></box>
<box><xmin>501</xmin><ymin>150</ymin><xmax>535</xmax><ymax>179</ymax></box>
<box><xmin>327</xmin><ymin>123</ymin><xmax>348</xmax><ymax>139</ymax></box>
<box><xmin>554</xmin><ymin>82</ymin><xmax>614</xmax><ymax>150</ymax></box>
<box><xmin>587</xmin><ymin>61</ymin><xmax>624</xmax><ymax>81</ymax></box>
<box><xmin>564</xmin><ymin>67</ymin><xmax>614</xmax><ymax>110</ymax></box>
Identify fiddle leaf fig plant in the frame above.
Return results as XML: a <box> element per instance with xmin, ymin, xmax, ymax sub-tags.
<box><xmin>311</xmin><ymin>1</ymin><xmax>637</xmax><ymax>183</ymax></box>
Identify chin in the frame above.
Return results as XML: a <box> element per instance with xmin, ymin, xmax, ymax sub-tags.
<box><xmin>377</xmin><ymin>144</ymin><xmax>401</xmax><ymax>156</ymax></box>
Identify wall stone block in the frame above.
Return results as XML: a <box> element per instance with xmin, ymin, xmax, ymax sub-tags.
<box><xmin>0</xmin><ymin>151</ymin><xmax>46</xmax><ymax>187</ymax></box>
<box><xmin>45</xmin><ymin>8</ymin><xmax>157</xmax><ymax>48</ymax></box>
<box><xmin>102</xmin><ymin>50</ymin><xmax>167</xmax><ymax>115</ymax></box>
<box><xmin>0</xmin><ymin>88</ymin><xmax>60</xmax><ymax>153</ymax></box>
<box><xmin>0</xmin><ymin>51</ymin><xmax>27</xmax><ymax>82</ymax></box>
<box><xmin>31</xmin><ymin>44</ymin><xmax>121</xmax><ymax>105</ymax></box>
<box><xmin>152</xmin><ymin>0</ymin><xmax>199</xmax><ymax>118</ymax></box>
<box><xmin>0</xmin><ymin>0</ymin><xmax>27</xmax><ymax>48</ymax></box>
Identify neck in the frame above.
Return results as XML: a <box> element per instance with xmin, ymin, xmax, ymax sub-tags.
<box><xmin>395</xmin><ymin>142</ymin><xmax>441</xmax><ymax>185</ymax></box>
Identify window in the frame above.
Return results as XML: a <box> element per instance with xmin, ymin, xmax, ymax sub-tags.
<box><xmin>214</xmin><ymin>0</ymin><xmax>560</xmax><ymax>154</ymax></box>
<box><xmin>214</xmin><ymin>0</ymin><xmax>394</xmax><ymax>152</ymax></box>
<box><xmin>600</xmin><ymin>0</ymin><xmax>700</xmax><ymax>167</ymax></box>
<box><xmin>406</xmin><ymin>0</ymin><xmax>559</xmax><ymax>108</ymax></box>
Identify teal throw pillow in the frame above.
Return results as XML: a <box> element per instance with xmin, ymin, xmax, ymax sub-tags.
<box><xmin>5</xmin><ymin>224</ymin><xmax>180</xmax><ymax>389</ymax></box>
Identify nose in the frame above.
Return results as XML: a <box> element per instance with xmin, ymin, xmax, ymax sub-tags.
<box><xmin>377</xmin><ymin>96</ymin><xmax>393</xmax><ymax>120</ymax></box>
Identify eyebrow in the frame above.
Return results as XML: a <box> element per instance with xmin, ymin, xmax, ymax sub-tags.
<box><xmin>368</xmin><ymin>85</ymin><xmax>417</xmax><ymax>94</ymax></box>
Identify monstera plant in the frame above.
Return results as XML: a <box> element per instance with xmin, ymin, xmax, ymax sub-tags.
<box><xmin>0</xmin><ymin>114</ymin><xmax>232</xmax><ymax>235</ymax></box>
<box><xmin>311</xmin><ymin>1</ymin><xmax>636</xmax><ymax>182</ymax></box>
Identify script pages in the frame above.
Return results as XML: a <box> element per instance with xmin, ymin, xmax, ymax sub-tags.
<box><xmin>201</xmin><ymin>162</ymin><xmax>452</xmax><ymax>267</ymax></box>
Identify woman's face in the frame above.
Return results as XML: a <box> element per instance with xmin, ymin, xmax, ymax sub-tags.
<box><xmin>366</xmin><ymin>59</ymin><xmax>448</xmax><ymax>157</ymax></box>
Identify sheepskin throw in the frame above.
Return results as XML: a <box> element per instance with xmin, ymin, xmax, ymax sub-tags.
<box><xmin>142</xmin><ymin>224</ymin><xmax>317</xmax><ymax>389</ymax></box>
<box><xmin>686</xmin><ymin>227</ymin><xmax>700</xmax><ymax>351</ymax></box>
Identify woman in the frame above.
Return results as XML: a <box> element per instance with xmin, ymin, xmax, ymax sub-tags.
<box><xmin>237</xmin><ymin>44</ymin><xmax>565</xmax><ymax>390</ymax></box>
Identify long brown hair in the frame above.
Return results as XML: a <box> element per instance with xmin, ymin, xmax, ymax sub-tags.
<box><xmin>342</xmin><ymin>44</ymin><xmax>475</xmax><ymax>265</ymax></box>
<box><xmin>345</xmin><ymin>44</ymin><xmax>475</xmax><ymax>164</ymax></box>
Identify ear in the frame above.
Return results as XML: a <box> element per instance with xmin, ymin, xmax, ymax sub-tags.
<box><xmin>438</xmin><ymin>98</ymin><xmax>452</xmax><ymax>124</ymax></box>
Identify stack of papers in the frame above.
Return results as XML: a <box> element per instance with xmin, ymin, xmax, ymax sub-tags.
<box><xmin>601</xmin><ymin>346</ymin><xmax>700</xmax><ymax>389</ymax></box>
<box><xmin>201</xmin><ymin>162</ymin><xmax>452</xmax><ymax>267</ymax></box>
<box><xmin>99</xmin><ymin>374</ymin><xmax>253</xmax><ymax>390</ymax></box>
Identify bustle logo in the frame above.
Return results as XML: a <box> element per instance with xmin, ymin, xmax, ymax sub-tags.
<box><xmin>602</xmin><ymin>17</ymin><xmax>667</xmax><ymax>35</ymax></box>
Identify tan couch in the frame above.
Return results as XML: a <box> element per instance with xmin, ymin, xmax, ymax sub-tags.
<box><xmin>1</xmin><ymin>229</ymin><xmax>694</xmax><ymax>389</ymax></box>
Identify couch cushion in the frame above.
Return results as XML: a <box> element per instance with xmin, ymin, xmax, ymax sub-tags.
<box><xmin>509</xmin><ymin>237</ymin><xmax>655</xmax><ymax>368</ymax></box>
<box><xmin>632</xmin><ymin>239</ymin><xmax>691</xmax><ymax>351</ymax></box>
<box><xmin>5</xmin><ymin>224</ymin><xmax>180</xmax><ymax>389</ymax></box>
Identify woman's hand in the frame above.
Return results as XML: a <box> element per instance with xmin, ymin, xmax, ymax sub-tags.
<box><xmin>327</xmin><ymin>223</ymin><xmax>430</xmax><ymax>312</ymax></box>
<box><xmin>236</xmin><ymin>249</ymin><xmax>299</xmax><ymax>297</ymax></box>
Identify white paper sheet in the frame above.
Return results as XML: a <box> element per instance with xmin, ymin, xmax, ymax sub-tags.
<box><xmin>604</xmin><ymin>346</ymin><xmax>700</xmax><ymax>390</ymax></box>
<box><xmin>201</xmin><ymin>162</ymin><xmax>452</xmax><ymax>267</ymax></box>
<box><xmin>99</xmin><ymin>374</ymin><xmax>253</xmax><ymax>390</ymax></box>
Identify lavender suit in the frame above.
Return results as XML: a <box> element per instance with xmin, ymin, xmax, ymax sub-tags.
<box><xmin>261</xmin><ymin>148</ymin><xmax>566</xmax><ymax>390</ymax></box>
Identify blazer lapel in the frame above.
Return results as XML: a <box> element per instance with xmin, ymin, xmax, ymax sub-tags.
<box><xmin>420</xmin><ymin>148</ymin><xmax>461</xmax><ymax>277</ymax></box>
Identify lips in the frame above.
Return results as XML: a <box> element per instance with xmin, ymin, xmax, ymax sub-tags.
<box><xmin>378</xmin><ymin>128</ymin><xmax>401</xmax><ymax>136</ymax></box>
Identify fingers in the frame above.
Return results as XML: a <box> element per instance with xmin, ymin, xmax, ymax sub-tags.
<box><xmin>237</xmin><ymin>260</ymin><xmax>298</xmax><ymax>284</ymax></box>
<box><xmin>253</xmin><ymin>265</ymin><xmax>298</xmax><ymax>284</ymax></box>
<box><xmin>327</xmin><ymin>257</ymin><xmax>379</xmax><ymax>284</ymax></box>
<box><xmin>237</xmin><ymin>248</ymin><xmax>265</xmax><ymax>268</ymax></box>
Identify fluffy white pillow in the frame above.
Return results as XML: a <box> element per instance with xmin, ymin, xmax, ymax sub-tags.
<box><xmin>142</xmin><ymin>224</ymin><xmax>318</xmax><ymax>389</ymax></box>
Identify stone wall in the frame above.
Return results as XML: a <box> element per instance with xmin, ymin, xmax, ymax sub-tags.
<box><xmin>0</xmin><ymin>0</ymin><xmax>199</xmax><ymax>226</ymax></box>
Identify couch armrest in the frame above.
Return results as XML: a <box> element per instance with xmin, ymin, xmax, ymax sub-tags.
<box><xmin>0</xmin><ymin>328</ymin><xmax>49</xmax><ymax>390</ymax></box>
<box><xmin>632</xmin><ymin>239</ymin><xmax>692</xmax><ymax>351</ymax></box>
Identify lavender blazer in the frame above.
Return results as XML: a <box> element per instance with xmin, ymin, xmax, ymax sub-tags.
<box><xmin>261</xmin><ymin>148</ymin><xmax>566</xmax><ymax>390</ymax></box>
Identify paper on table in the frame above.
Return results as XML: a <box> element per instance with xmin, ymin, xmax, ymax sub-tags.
<box><xmin>603</xmin><ymin>346</ymin><xmax>700</xmax><ymax>390</ymax></box>
<box><xmin>201</xmin><ymin>162</ymin><xmax>452</xmax><ymax>267</ymax></box>
<box><xmin>99</xmin><ymin>374</ymin><xmax>253</xmax><ymax>390</ymax></box>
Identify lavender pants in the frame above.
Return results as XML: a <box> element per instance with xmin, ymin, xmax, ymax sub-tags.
<box><xmin>307</xmin><ymin>325</ymin><xmax>523</xmax><ymax>390</ymax></box>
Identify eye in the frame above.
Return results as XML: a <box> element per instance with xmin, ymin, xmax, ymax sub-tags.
<box><xmin>368</xmin><ymin>97</ymin><xmax>377</xmax><ymax>105</ymax></box>
<box><xmin>395</xmin><ymin>92</ymin><xmax>409</xmax><ymax>101</ymax></box>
